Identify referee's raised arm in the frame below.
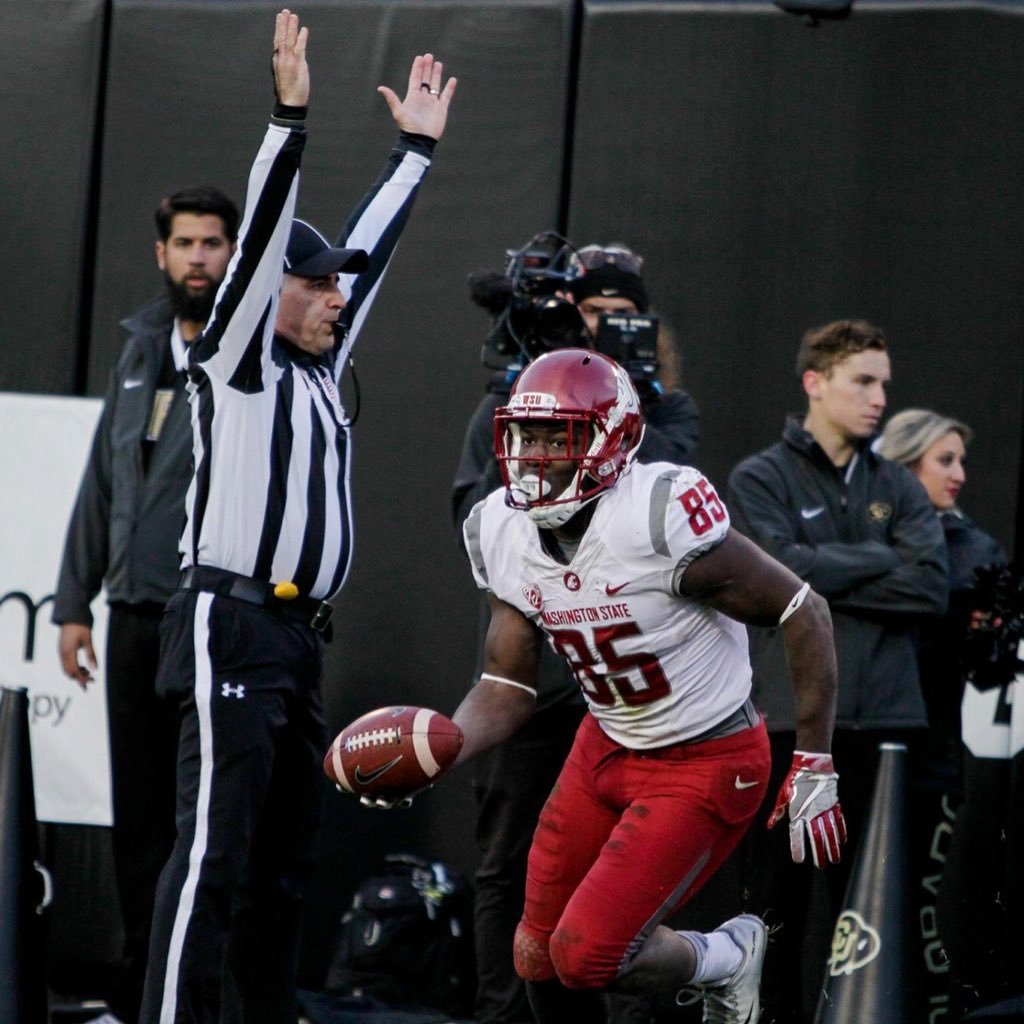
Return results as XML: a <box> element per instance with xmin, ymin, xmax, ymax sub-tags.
<box><xmin>333</xmin><ymin>53</ymin><xmax>457</xmax><ymax>366</ymax></box>
<box><xmin>190</xmin><ymin>8</ymin><xmax>308</xmax><ymax>381</ymax></box>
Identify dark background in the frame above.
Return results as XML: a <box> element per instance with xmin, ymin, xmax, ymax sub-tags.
<box><xmin>2</xmin><ymin>0</ymin><xmax>1021</xmax><ymax>994</ymax></box>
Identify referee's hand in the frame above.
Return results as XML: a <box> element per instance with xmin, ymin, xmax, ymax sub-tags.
<box><xmin>272</xmin><ymin>9</ymin><xmax>310</xmax><ymax>109</ymax></box>
<box><xmin>377</xmin><ymin>53</ymin><xmax>457</xmax><ymax>142</ymax></box>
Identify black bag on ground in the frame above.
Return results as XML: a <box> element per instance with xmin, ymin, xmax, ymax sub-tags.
<box><xmin>324</xmin><ymin>853</ymin><xmax>475</xmax><ymax>1016</ymax></box>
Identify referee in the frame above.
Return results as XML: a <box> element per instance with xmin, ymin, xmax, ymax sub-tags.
<box><xmin>140</xmin><ymin>11</ymin><xmax>457</xmax><ymax>1024</ymax></box>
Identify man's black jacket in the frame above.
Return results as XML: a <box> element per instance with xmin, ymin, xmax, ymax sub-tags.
<box><xmin>727</xmin><ymin>416</ymin><xmax>948</xmax><ymax>731</ymax></box>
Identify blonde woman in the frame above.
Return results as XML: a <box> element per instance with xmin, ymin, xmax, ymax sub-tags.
<box><xmin>878</xmin><ymin>410</ymin><xmax>1005</xmax><ymax>746</ymax></box>
<box><xmin>879</xmin><ymin>409</ymin><xmax>1009</xmax><ymax>1014</ymax></box>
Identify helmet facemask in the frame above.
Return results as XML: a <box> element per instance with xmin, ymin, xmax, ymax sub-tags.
<box><xmin>500</xmin><ymin>415</ymin><xmax>604</xmax><ymax>528</ymax></box>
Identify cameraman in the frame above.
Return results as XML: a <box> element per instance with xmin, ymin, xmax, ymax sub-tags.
<box><xmin>567</xmin><ymin>244</ymin><xmax>687</xmax><ymax>423</ymax></box>
<box><xmin>453</xmin><ymin>242</ymin><xmax>699</xmax><ymax>528</ymax></box>
<box><xmin>451</xmin><ymin>241</ymin><xmax>700</xmax><ymax>1023</ymax></box>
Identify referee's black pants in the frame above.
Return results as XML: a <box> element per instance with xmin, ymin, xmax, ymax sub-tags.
<box><xmin>140</xmin><ymin>590</ymin><xmax>326</xmax><ymax>1024</ymax></box>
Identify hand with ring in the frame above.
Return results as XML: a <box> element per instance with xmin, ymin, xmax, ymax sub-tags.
<box><xmin>378</xmin><ymin>52</ymin><xmax>457</xmax><ymax>141</ymax></box>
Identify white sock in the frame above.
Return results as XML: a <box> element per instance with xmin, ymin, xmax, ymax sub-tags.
<box><xmin>677</xmin><ymin>927</ymin><xmax>743</xmax><ymax>983</ymax></box>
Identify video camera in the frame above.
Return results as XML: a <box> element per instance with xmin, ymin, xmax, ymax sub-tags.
<box><xmin>960</xmin><ymin>563</ymin><xmax>1024</xmax><ymax>689</ymax></box>
<box><xmin>593</xmin><ymin>312</ymin><xmax>661</xmax><ymax>392</ymax></box>
<box><xmin>472</xmin><ymin>232</ymin><xmax>661</xmax><ymax>393</ymax></box>
<box><xmin>476</xmin><ymin>232</ymin><xmax>586</xmax><ymax>366</ymax></box>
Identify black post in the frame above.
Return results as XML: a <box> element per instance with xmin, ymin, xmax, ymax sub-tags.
<box><xmin>814</xmin><ymin>742</ymin><xmax>912</xmax><ymax>1023</ymax></box>
<box><xmin>0</xmin><ymin>686</ymin><xmax>51</xmax><ymax>1024</ymax></box>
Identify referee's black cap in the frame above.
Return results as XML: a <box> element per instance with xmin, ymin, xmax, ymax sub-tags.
<box><xmin>284</xmin><ymin>219</ymin><xmax>368</xmax><ymax>278</ymax></box>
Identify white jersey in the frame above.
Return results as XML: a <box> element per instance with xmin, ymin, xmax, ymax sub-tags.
<box><xmin>463</xmin><ymin>462</ymin><xmax>753</xmax><ymax>749</ymax></box>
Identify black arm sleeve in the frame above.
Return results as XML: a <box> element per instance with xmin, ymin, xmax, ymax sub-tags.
<box><xmin>52</xmin><ymin>366</ymin><xmax>119</xmax><ymax>626</ymax></box>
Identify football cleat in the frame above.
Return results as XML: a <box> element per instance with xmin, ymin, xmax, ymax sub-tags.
<box><xmin>701</xmin><ymin>914</ymin><xmax>766</xmax><ymax>1023</ymax></box>
<box><xmin>676</xmin><ymin>914</ymin><xmax>767</xmax><ymax>1023</ymax></box>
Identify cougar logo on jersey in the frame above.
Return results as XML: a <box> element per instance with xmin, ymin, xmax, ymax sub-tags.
<box><xmin>522</xmin><ymin>584</ymin><xmax>543</xmax><ymax>611</ymax></box>
<box><xmin>827</xmin><ymin>910</ymin><xmax>881</xmax><ymax>976</ymax></box>
<box><xmin>563</xmin><ymin>572</ymin><xmax>581</xmax><ymax>592</ymax></box>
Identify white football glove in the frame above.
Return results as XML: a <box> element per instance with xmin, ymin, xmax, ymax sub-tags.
<box><xmin>330</xmin><ymin>781</ymin><xmax>418</xmax><ymax>810</ymax></box>
<box><xmin>767</xmin><ymin>751</ymin><xmax>847</xmax><ymax>867</ymax></box>
<box><xmin>357</xmin><ymin>793</ymin><xmax>414</xmax><ymax>810</ymax></box>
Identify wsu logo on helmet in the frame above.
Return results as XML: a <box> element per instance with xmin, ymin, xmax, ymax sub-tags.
<box><xmin>510</xmin><ymin>392</ymin><xmax>556</xmax><ymax>411</ymax></box>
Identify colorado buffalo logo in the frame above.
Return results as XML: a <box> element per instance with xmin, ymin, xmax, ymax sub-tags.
<box><xmin>828</xmin><ymin>910</ymin><xmax>881</xmax><ymax>976</ymax></box>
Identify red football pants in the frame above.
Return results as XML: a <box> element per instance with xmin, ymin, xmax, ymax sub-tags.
<box><xmin>514</xmin><ymin>713</ymin><xmax>770</xmax><ymax>989</ymax></box>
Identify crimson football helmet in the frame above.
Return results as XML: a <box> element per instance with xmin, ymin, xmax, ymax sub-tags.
<box><xmin>494</xmin><ymin>348</ymin><xmax>644</xmax><ymax>528</ymax></box>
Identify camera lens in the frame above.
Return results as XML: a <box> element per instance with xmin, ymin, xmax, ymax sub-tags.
<box><xmin>532</xmin><ymin>298</ymin><xmax>586</xmax><ymax>349</ymax></box>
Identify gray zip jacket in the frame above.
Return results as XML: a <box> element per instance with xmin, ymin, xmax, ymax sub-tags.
<box><xmin>727</xmin><ymin>416</ymin><xmax>949</xmax><ymax>731</ymax></box>
<box><xmin>53</xmin><ymin>296</ymin><xmax>191</xmax><ymax>626</ymax></box>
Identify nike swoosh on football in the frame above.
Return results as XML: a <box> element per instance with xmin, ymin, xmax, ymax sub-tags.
<box><xmin>605</xmin><ymin>581</ymin><xmax>630</xmax><ymax>596</ymax></box>
<box><xmin>800</xmin><ymin>506</ymin><xmax>825</xmax><ymax>520</ymax></box>
<box><xmin>734</xmin><ymin>776</ymin><xmax>759</xmax><ymax>789</ymax></box>
<box><xmin>354</xmin><ymin>755</ymin><xmax>403</xmax><ymax>785</ymax></box>
<box><xmin>123</xmin><ymin>378</ymin><xmax>144</xmax><ymax>389</ymax></box>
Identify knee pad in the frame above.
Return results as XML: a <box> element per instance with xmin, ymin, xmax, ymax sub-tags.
<box><xmin>549</xmin><ymin>925</ymin><xmax>617</xmax><ymax>990</ymax></box>
<box><xmin>513</xmin><ymin>922</ymin><xmax>556</xmax><ymax>982</ymax></box>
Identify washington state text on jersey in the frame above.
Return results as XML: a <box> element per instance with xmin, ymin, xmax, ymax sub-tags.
<box><xmin>540</xmin><ymin>602</ymin><xmax>632</xmax><ymax>626</ymax></box>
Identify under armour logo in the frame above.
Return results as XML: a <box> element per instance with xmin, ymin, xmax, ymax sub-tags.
<box><xmin>221</xmin><ymin>683</ymin><xmax>246</xmax><ymax>699</ymax></box>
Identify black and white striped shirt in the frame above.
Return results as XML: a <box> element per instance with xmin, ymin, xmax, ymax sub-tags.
<box><xmin>181</xmin><ymin>119</ymin><xmax>433</xmax><ymax>601</ymax></box>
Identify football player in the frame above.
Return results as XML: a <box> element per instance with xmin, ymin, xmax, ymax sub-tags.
<box><xmin>453</xmin><ymin>348</ymin><xmax>846</xmax><ymax>1021</ymax></box>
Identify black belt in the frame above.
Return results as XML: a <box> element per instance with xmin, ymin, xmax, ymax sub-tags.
<box><xmin>179</xmin><ymin>566</ymin><xmax>333</xmax><ymax>633</ymax></box>
<box><xmin>687</xmin><ymin>697</ymin><xmax>760</xmax><ymax>744</ymax></box>
<box><xmin>640</xmin><ymin>698</ymin><xmax>760</xmax><ymax>756</ymax></box>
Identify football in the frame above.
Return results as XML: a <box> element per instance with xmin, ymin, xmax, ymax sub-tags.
<box><xmin>324</xmin><ymin>705</ymin><xmax>464</xmax><ymax>798</ymax></box>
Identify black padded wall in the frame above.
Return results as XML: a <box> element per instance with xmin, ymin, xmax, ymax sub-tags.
<box><xmin>570</xmin><ymin>2</ymin><xmax>1024</xmax><ymax>553</ymax></box>
<box><xmin>0</xmin><ymin>0</ymin><xmax>106</xmax><ymax>394</ymax></box>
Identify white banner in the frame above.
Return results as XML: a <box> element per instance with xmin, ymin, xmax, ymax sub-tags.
<box><xmin>0</xmin><ymin>392</ymin><xmax>112</xmax><ymax>825</ymax></box>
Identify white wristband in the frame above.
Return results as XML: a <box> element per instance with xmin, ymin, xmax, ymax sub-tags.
<box><xmin>778</xmin><ymin>582</ymin><xmax>811</xmax><ymax>626</ymax></box>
